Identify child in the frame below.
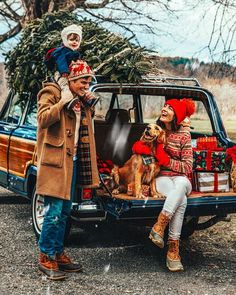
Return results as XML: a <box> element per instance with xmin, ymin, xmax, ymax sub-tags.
<box><xmin>44</xmin><ymin>24</ymin><xmax>83</xmax><ymax>103</ymax></box>
<box><xmin>45</xmin><ymin>24</ymin><xmax>82</xmax><ymax>76</ymax></box>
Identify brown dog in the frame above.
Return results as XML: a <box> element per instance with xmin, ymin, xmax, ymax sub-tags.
<box><xmin>231</xmin><ymin>164</ymin><xmax>236</xmax><ymax>192</ymax></box>
<box><xmin>111</xmin><ymin>123</ymin><xmax>165</xmax><ymax>198</ymax></box>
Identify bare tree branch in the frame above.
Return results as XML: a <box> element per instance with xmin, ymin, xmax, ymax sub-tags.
<box><xmin>0</xmin><ymin>0</ymin><xmax>235</xmax><ymax>73</ymax></box>
<box><xmin>83</xmin><ymin>0</ymin><xmax>111</xmax><ymax>9</ymax></box>
<box><xmin>3</xmin><ymin>0</ymin><xmax>21</xmax><ymax>20</ymax></box>
<box><xmin>0</xmin><ymin>0</ymin><xmax>175</xmax><ymax>44</ymax></box>
<box><xmin>0</xmin><ymin>23</ymin><xmax>22</xmax><ymax>43</ymax></box>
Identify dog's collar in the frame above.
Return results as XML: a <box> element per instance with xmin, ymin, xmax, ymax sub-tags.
<box><xmin>142</xmin><ymin>155</ymin><xmax>156</xmax><ymax>165</ymax></box>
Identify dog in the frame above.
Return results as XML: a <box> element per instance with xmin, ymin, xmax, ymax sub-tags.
<box><xmin>111</xmin><ymin>123</ymin><xmax>165</xmax><ymax>198</ymax></box>
<box><xmin>231</xmin><ymin>164</ymin><xmax>236</xmax><ymax>192</ymax></box>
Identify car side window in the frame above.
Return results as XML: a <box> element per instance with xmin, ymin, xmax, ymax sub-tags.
<box><xmin>94</xmin><ymin>92</ymin><xmax>134</xmax><ymax>122</ymax></box>
<box><xmin>94</xmin><ymin>92</ymin><xmax>111</xmax><ymax>120</ymax></box>
<box><xmin>190</xmin><ymin>100</ymin><xmax>213</xmax><ymax>135</ymax></box>
<box><xmin>1</xmin><ymin>93</ymin><xmax>27</xmax><ymax>125</ymax></box>
<box><xmin>141</xmin><ymin>96</ymin><xmax>213</xmax><ymax>135</ymax></box>
<box><xmin>141</xmin><ymin>95</ymin><xmax>165</xmax><ymax>123</ymax></box>
<box><xmin>24</xmin><ymin>97</ymin><xmax>37</xmax><ymax>127</ymax></box>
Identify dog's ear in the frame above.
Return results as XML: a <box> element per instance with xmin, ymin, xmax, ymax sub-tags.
<box><xmin>140</xmin><ymin>135</ymin><xmax>145</xmax><ymax>142</ymax></box>
<box><xmin>111</xmin><ymin>166</ymin><xmax>120</xmax><ymax>186</ymax></box>
<box><xmin>157</xmin><ymin>128</ymin><xmax>166</xmax><ymax>144</ymax></box>
<box><xmin>140</xmin><ymin>126</ymin><xmax>148</xmax><ymax>142</ymax></box>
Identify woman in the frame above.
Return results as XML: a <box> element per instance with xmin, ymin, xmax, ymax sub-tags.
<box><xmin>132</xmin><ymin>98</ymin><xmax>195</xmax><ymax>272</ymax></box>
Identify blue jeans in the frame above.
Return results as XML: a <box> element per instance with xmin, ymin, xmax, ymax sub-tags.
<box><xmin>38</xmin><ymin>159</ymin><xmax>77</xmax><ymax>257</ymax></box>
<box><xmin>38</xmin><ymin>197</ymin><xmax>72</xmax><ymax>257</ymax></box>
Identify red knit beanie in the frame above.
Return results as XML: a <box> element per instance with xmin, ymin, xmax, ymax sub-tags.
<box><xmin>68</xmin><ymin>59</ymin><xmax>94</xmax><ymax>81</ymax></box>
<box><xmin>165</xmin><ymin>98</ymin><xmax>195</xmax><ymax>125</ymax></box>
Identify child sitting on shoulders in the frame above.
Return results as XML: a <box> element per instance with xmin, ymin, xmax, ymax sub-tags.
<box><xmin>45</xmin><ymin>24</ymin><xmax>98</xmax><ymax>108</ymax></box>
<box><xmin>44</xmin><ymin>24</ymin><xmax>82</xmax><ymax>102</ymax></box>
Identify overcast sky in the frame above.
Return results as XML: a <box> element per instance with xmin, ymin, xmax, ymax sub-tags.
<box><xmin>104</xmin><ymin>0</ymin><xmax>235</xmax><ymax>65</ymax></box>
<box><xmin>142</xmin><ymin>2</ymin><xmax>235</xmax><ymax>64</ymax></box>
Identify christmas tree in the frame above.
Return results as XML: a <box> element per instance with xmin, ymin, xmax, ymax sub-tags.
<box><xmin>5</xmin><ymin>11</ymin><xmax>153</xmax><ymax>96</ymax></box>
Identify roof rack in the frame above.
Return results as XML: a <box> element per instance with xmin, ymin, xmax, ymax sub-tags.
<box><xmin>142</xmin><ymin>75</ymin><xmax>201</xmax><ymax>87</ymax></box>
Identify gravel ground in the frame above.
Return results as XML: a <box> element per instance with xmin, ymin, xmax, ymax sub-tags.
<box><xmin>0</xmin><ymin>187</ymin><xmax>235</xmax><ymax>295</ymax></box>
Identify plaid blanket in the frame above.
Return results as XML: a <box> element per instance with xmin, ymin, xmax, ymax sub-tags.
<box><xmin>77</xmin><ymin>110</ymin><xmax>91</xmax><ymax>185</ymax></box>
<box><xmin>76</xmin><ymin>108</ymin><xmax>99</xmax><ymax>188</ymax></box>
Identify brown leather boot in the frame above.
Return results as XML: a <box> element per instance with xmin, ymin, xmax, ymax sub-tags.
<box><xmin>56</xmin><ymin>252</ymin><xmax>82</xmax><ymax>273</ymax></box>
<box><xmin>166</xmin><ymin>239</ymin><xmax>184</xmax><ymax>272</ymax></box>
<box><xmin>39</xmin><ymin>253</ymin><xmax>66</xmax><ymax>280</ymax></box>
<box><xmin>149</xmin><ymin>212</ymin><xmax>169</xmax><ymax>248</ymax></box>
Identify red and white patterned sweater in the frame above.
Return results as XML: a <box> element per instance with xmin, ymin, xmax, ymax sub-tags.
<box><xmin>160</xmin><ymin>126</ymin><xmax>193</xmax><ymax>178</ymax></box>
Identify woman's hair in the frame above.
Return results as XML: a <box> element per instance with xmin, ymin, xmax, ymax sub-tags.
<box><xmin>156</xmin><ymin>116</ymin><xmax>180</xmax><ymax>132</ymax></box>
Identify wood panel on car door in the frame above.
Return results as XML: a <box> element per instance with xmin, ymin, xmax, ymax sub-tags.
<box><xmin>0</xmin><ymin>132</ymin><xmax>9</xmax><ymax>185</ymax></box>
<box><xmin>7</xmin><ymin>126</ymin><xmax>36</xmax><ymax>192</ymax></box>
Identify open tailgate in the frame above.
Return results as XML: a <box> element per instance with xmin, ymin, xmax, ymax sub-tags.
<box><xmin>97</xmin><ymin>191</ymin><xmax>236</xmax><ymax>220</ymax></box>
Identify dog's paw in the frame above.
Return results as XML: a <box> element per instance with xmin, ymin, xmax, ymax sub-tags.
<box><xmin>136</xmin><ymin>192</ymin><xmax>144</xmax><ymax>199</ymax></box>
<box><xmin>112</xmin><ymin>189</ymin><xmax>120</xmax><ymax>195</ymax></box>
<box><xmin>153</xmin><ymin>193</ymin><xmax>165</xmax><ymax>199</ymax></box>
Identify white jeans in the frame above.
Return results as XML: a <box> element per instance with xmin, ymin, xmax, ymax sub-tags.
<box><xmin>155</xmin><ymin>176</ymin><xmax>192</xmax><ymax>240</ymax></box>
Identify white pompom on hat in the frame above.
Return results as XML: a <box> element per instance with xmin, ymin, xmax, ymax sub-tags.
<box><xmin>61</xmin><ymin>24</ymin><xmax>82</xmax><ymax>48</ymax></box>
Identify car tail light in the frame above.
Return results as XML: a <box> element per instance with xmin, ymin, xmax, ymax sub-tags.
<box><xmin>82</xmin><ymin>188</ymin><xmax>92</xmax><ymax>200</ymax></box>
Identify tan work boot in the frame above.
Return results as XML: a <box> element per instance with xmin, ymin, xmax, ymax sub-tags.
<box><xmin>39</xmin><ymin>253</ymin><xmax>66</xmax><ymax>280</ymax></box>
<box><xmin>166</xmin><ymin>239</ymin><xmax>184</xmax><ymax>272</ymax></box>
<box><xmin>149</xmin><ymin>212</ymin><xmax>169</xmax><ymax>248</ymax></box>
<box><xmin>56</xmin><ymin>251</ymin><xmax>82</xmax><ymax>273</ymax></box>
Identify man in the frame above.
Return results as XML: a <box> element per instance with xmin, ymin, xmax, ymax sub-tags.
<box><xmin>36</xmin><ymin>59</ymin><xmax>100</xmax><ymax>280</ymax></box>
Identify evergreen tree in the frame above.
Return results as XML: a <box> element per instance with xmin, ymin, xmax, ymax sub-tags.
<box><xmin>5</xmin><ymin>11</ymin><xmax>152</xmax><ymax>96</ymax></box>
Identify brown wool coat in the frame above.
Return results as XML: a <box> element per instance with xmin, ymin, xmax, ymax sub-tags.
<box><xmin>36</xmin><ymin>82</ymin><xmax>99</xmax><ymax>200</ymax></box>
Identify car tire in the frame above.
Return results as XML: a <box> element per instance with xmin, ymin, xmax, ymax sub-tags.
<box><xmin>31</xmin><ymin>186</ymin><xmax>71</xmax><ymax>241</ymax></box>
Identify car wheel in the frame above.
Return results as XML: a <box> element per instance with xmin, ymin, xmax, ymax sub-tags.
<box><xmin>31</xmin><ymin>186</ymin><xmax>71</xmax><ymax>241</ymax></box>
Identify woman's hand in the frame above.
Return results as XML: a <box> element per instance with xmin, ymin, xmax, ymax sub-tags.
<box><xmin>132</xmin><ymin>141</ymin><xmax>152</xmax><ymax>155</ymax></box>
<box><xmin>155</xmin><ymin>144</ymin><xmax>170</xmax><ymax>166</ymax></box>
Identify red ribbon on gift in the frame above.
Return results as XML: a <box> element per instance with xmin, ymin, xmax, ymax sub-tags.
<box><xmin>205</xmin><ymin>149</ymin><xmax>224</xmax><ymax>170</ymax></box>
<box><xmin>213</xmin><ymin>173</ymin><xmax>218</xmax><ymax>192</ymax></box>
<box><xmin>193</xmin><ymin>148</ymin><xmax>224</xmax><ymax>171</ymax></box>
<box><xmin>226</xmin><ymin>146</ymin><xmax>236</xmax><ymax>164</ymax></box>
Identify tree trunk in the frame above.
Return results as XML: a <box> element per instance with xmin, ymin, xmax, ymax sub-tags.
<box><xmin>21</xmin><ymin>0</ymin><xmax>77</xmax><ymax>25</ymax></box>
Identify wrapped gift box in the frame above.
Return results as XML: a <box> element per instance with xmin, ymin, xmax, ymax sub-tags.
<box><xmin>197</xmin><ymin>136</ymin><xmax>218</xmax><ymax>150</ymax></box>
<box><xmin>194</xmin><ymin>172</ymin><xmax>229</xmax><ymax>193</ymax></box>
<box><xmin>193</xmin><ymin>149</ymin><xmax>227</xmax><ymax>172</ymax></box>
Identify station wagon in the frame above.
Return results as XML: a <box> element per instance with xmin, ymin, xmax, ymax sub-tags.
<box><xmin>1</xmin><ymin>76</ymin><xmax>236</xmax><ymax>239</ymax></box>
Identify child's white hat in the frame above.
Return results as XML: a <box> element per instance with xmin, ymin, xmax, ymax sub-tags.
<box><xmin>61</xmin><ymin>24</ymin><xmax>82</xmax><ymax>48</ymax></box>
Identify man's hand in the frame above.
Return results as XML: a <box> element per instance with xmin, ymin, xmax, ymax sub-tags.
<box><xmin>79</xmin><ymin>91</ymin><xmax>98</xmax><ymax>109</ymax></box>
<box><xmin>83</xmin><ymin>91</ymin><xmax>95</xmax><ymax>102</ymax></box>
